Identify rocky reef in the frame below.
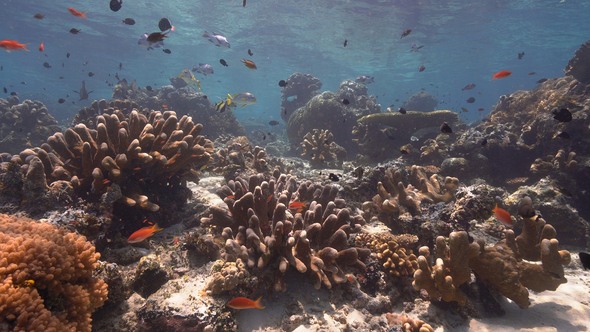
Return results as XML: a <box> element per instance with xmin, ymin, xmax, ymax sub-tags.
<box><xmin>564</xmin><ymin>39</ymin><xmax>590</xmax><ymax>84</ymax></box>
<box><xmin>400</xmin><ymin>91</ymin><xmax>438</xmax><ymax>113</ymax></box>
<box><xmin>300</xmin><ymin>129</ymin><xmax>347</xmax><ymax>169</ymax></box>
<box><xmin>280</xmin><ymin>73</ymin><xmax>322</xmax><ymax>123</ymax></box>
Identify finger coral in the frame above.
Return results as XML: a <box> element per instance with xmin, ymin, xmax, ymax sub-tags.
<box><xmin>201</xmin><ymin>169</ymin><xmax>368</xmax><ymax>293</ymax></box>
<box><xmin>0</xmin><ymin>214</ymin><xmax>108</xmax><ymax>331</ymax></box>
<box><xmin>355</xmin><ymin>232</ymin><xmax>419</xmax><ymax>277</ymax></box>
<box><xmin>300</xmin><ymin>129</ymin><xmax>346</xmax><ymax>168</ymax></box>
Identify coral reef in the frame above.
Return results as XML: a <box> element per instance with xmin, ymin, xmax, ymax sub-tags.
<box><xmin>280</xmin><ymin>73</ymin><xmax>322</xmax><ymax>122</ymax></box>
<box><xmin>355</xmin><ymin>232</ymin><xmax>419</xmax><ymax>278</ymax></box>
<box><xmin>112</xmin><ymin>79</ymin><xmax>138</xmax><ymax>100</ymax></box>
<box><xmin>201</xmin><ymin>169</ymin><xmax>369</xmax><ymax>293</ymax></box>
<box><xmin>564</xmin><ymin>39</ymin><xmax>590</xmax><ymax>84</ymax></box>
<box><xmin>386</xmin><ymin>313</ymin><xmax>435</xmax><ymax>332</ymax></box>
<box><xmin>0</xmin><ymin>214</ymin><xmax>108</xmax><ymax>332</ymax></box>
<box><xmin>209</xmin><ymin>136</ymin><xmax>270</xmax><ymax>180</ymax></box>
<box><xmin>400</xmin><ymin>91</ymin><xmax>438</xmax><ymax>113</ymax></box>
<box><xmin>300</xmin><ymin>129</ymin><xmax>346</xmax><ymax>168</ymax></box>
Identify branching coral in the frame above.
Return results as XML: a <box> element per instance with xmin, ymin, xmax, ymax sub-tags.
<box><xmin>0</xmin><ymin>214</ymin><xmax>108</xmax><ymax>332</ymax></box>
<box><xmin>386</xmin><ymin>313</ymin><xmax>435</xmax><ymax>332</ymax></box>
<box><xmin>300</xmin><ymin>129</ymin><xmax>346</xmax><ymax>168</ymax></box>
<box><xmin>201</xmin><ymin>169</ymin><xmax>368</xmax><ymax>293</ymax></box>
<box><xmin>355</xmin><ymin>232</ymin><xmax>419</xmax><ymax>277</ymax></box>
<box><xmin>209</xmin><ymin>136</ymin><xmax>269</xmax><ymax>179</ymax></box>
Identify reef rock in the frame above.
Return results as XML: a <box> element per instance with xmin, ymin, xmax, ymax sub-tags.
<box><xmin>564</xmin><ymin>39</ymin><xmax>590</xmax><ymax>84</ymax></box>
<box><xmin>400</xmin><ymin>91</ymin><xmax>438</xmax><ymax>112</ymax></box>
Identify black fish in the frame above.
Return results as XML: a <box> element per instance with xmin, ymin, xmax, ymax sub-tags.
<box><xmin>382</xmin><ymin>127</ymin><xmax>395</xmax><ymax>140</ymax></box>
<box><xmin>21</xmin><ymin>82</ymin><xmax>26</xmax><ymax>85</ymax></box>
<box><xmin>401</xmin><ymin>29</ymin><xmax>412</xmax><ymax>39</ymax></box>
<box><xmin>159</xmin><ymin>18</ymin><xmax>173</xmax><ymax>32</ymax></box>
<box><xmin>269</xmin><ymin>120</ymin><xmax>279</xmax><ymax>126</ymax></box>
<box><xmin>342</xmin><ymin>98</ymin><xmax>350</xmax><ymax>105</ymax></box>
<box><xmin>398</xmin><ymin>107</ymin><xmax>407</xmax><ymax>114</ymax></box>
<box><xmin>555</xmin><ymin>131</ymin><xmax>571</xmax><ymax>139</ymax></box>
<box><xmin>481</xmin><ymin>138</ymin><xmax>487</xmax><ymax>147</ymax></box>
<box><xmin>66</xmin><ymin>53</ymin><xmax>70</xmax><ymax>58</ymax></box>
<box><xmin>580</xmin><ymin>252</ymin><xmax>590</xmax><ymax>270</ymax></box>
<box><xmin>219</xmin><ymin>59</ymin><xmax>228</xmax><ymax>67</ymax></box>
<box><xmin>343</xmin><ymin>39</ymin><xmax>348</xmax><ymax>47</ymax></box>
<box><xmin>462</xmin><ymin>83</ymin><xmax>476</xmax><ymax>91</ymax></box>
<box><xmin>203</xmin><ymin>95</ymin><xmax>208</xmax><ymax>99</ymax></box>
<box><xmin>88</xmin><ymin>72</ymin><xmax>94</xmax><ymax>77</ymax></box>
<box><xmin>59</xmin><ymin>77</ymin><xmax>64</xmax><ymax>79</ymax></box>
<box><xmin>58</xmin><ymin>98</ymin><xmax>65</xmax><ymax>104</ymax></box>
<box><xmin>115</xmin><ymin>73</ymin><xmax>120</xmax><ymax>80</ymax></box>
<box><xmin>278</xmin><ymin>80</ymin><xmax>288</xmax><ymax>87</ymax></box>
<box><xmin>400</xmin><ymin>148</ymin><xmax>409</xmax><ymax>154</ymax></box>
<box><xmin>110</xmin><ymin>0</ymin><xmax>122</xmax><ymax>12</ymax></box>
<box><xmin>536</xmin><ymin>78</ymin><xmax>548</xmax><ymax>84</ymax></box>
<box><xmin>2</xmin><ymin>87</ymin><xmax>6</xmax><ymax>93</ymax></box>
<box><xmin>43</xmin><ymin>62</ymin><xmax>51</xmax><ymax>68</ymax></box>
<box><xmin>328</xmin><ymin>173</ymin><xmax>340</xmax><ymax>182</ymax></box>
<box><xmin>10</xmin><ymin>92</ymin><xmax>17</xmax><ymax>96</ymax></box>
<box><xmin>119</xmin><ymin>63</ymin><xmax>122</xmax><ymax>71</ymax></box>
<box><xmin>147</xmin><ymin>32</ymin><xmax>167</xmax><ymax>43</ymax></box>
<box><xmin>518</xmin><ymin>52</ymin><xmax>525</xmax><ymax>60</ymax></box>
<box><xmin>163</xmin><ymin>49</ymin><xmax>171</xmax><ymax>54</ymax></box>
<box><xmin>440</xmin><ymin>122</ymin><xmax>452</xmax><ymax>133</ymax></box>
<box><xmin>552</xmin><ymin>108</ymin><xmax>572</xmax><ymax>122</ymax></box>
<box><xmin>146</xmin><ymin>86</ymin><xmax>153</xmax><ymax>91</ymax></box>
<box><xmin>62</xmin><ymin>62</ymin><xmax>64</xmax><ymax>68</ymax></box>
<box><xmin>466</xmin><ymin>97</ymin><xmax>476</xmax><ymax>103</ymax></box>
<box><xmin>248</xmin><ymin>49</ymin><xmax>253</xmax><ymax>56</ymax></box>
<box><xmin>243</xmin><ymin>0</ymin><xmax>246</xmax><ymax>7</ymax></box>
<box><xmin>418</xmin><ymin>65</ymin><xmax>425</xmax><ymax>72</ymax></box>
<box><xmin>69</xmin><ymin>28</ymin><xmax>81</xmax><ymax>34</ymax></box>
<box><xmin>122</xmin><ymin>18</ymin><xmax>135</xmax><ymax>25</ymax></box>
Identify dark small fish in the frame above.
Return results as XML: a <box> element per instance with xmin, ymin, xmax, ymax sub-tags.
<box><xmin>528</xmin><ymin>72</ymin><xmax>536</xmax><ymax>75</ymax></box>
<box><xmin>481</xmin><ymin>138</ymin><xmax>487</xmax><ymax>147</ymax></box>
<box><xmin>462</xmin><ymin>83</ymin><xmax>476</xmax><ymax>91</ymax></box>
<box><xmin>466</xmin><ymin>97</ymin><xmax>476</xmax><ymax>103</ymax></box>
<box><xmin>147</xmin><ymin>32</ymin><xmax>167</xmax><ymax>43</ymax></box>
<box><xmin>555</xmin><ymin>131</ymin><xmax>571</xmax><ymax>139</ymax></box>
<box><xmin>146</xmin><ymin>86</ymin><xmax>153</xmax><ymax>91</ymax></box>
<box><xmin>440</xmin><ymin>122</ymin><xmax>452</xmax><ymax>133</ymax></box>
<box><xmin>122</xmin><ymin>18</ymin><xmax>135</xmax><ymax>25</ymax></box>
<box><xmin>401</xmin><ymin>29</ymin><xmax>412</xmax><ymax>39</ymax></box>
<box><xmin>552</xmin><ymin>108</ymin><xmax>572</xmax><ymax>122</ymax></box>
<box><xmin>343</xmin><ymin>39</ymin><xmax>348</xmax><ymax>47</ymax></box>
<box><xmin>382</xmin><ymin>127</ymin><xmax>395</xmax><ymax>140</ymax></box>
<box><xmin>328</xmin><ymin>173</ymin><xmax>340</xmax><ymax>182</ymax></box>
<box><xmin>62</xmin><ymin>62</ymin><xmax>64</xmax><ymax>68</ymax></box>
<box><xmin>269</xmin><ymin>120</ymin><xmax>279</xmax><ymax>126</ymax></box>
<box><xmin>21</xmin><ymin>82</ymin><xmax>26</xmax><ymax>85</ymax></box>
<box><xmin>163</xmin><ymin>49</ymin><xmax>171</xmax><ymax>54</ymax></box>
<box><xmin>518</xmin><ymin>52</ymin><xmax>525</xmax><ymax>60</ymax></box>
<box><xmin>66</xmin><ymin>94</ymin><xmax>70</xmax><ymax>97</ymax></box>
<box><xmin>342</xmin><ymin>98</ymin><xmax>350</xmax><ymax>105</ymax></box>
<box><xmin>58</xmin><ymin>98</ymin><xmax>65</xmax><ymax>104</ymax></box>
<box><xmin>418</xmin><ymin>65</ymin><xmax>425</xmax><ymax>72</ymax></box>
<box><xmin>478</xmin><ymin>108</ymin><xmax>484</xmax><ymax>111</ymax></box>
<box><xmin>159</xmin><ymin>18</ymin><xmax>173</xmax><ymax>32</ymax></box>
<box><xmin>243</xmin><ymin>0</ymin><xmax>246</xmax><ymax>7</ymax></box>
<box><xmin>70</xmin><ymin>28</ymin><xmax>81</xmax><ymax>34</ymax></box>
<box><xmin>115</xmin><ymin>73</ymin><xmax>120</xmax><ymax>80</ymax></box>
<box><xmin>580</xmin><ymin>252</ymin><xmax>590</xmax><ymax>270</ymax></box>
<box><xmin>59</xmin><ymin>76</ymin><xmax>64</xmax><ymax>79</ymax></box>
<box><xmin>203</xmin><ymin>95</ymin><xmax>208</xmax><ymax>99</ymax></box>
<box><xmin>248</xmin><ymin>49</ymin><xmax>253</xmax><ymax>56</ymax></box>
<box><xmin>72</xmin><ymin>101</ymin><xmax>75</xmax><ymax>104</ymax></box>
<box><xmin>34</xmin><ymin>14</ymin><xmax>45</xmax><ymax>19</ymax></box>
<box><xmin>2</xmin><ymin>87</ymin><xmax>6</xmax><ymax>93</ymax></box>
<box><xmin>220</xmin><ymin>59</ymin><xmax>228</xmax><ymax>67</ymax></box>
<box><xmin>536</xmin><ymin>78</ymin><xmax>548</xmax><ymax>84</ymax></box>
<box><xmin>88</xmin><ymin>72</ymin><xmax>94</xmax><ymax>77</ymax></box>
<box><xmin>10</xmin><ymin>92</ymin><xmax>18</xmax><ymax>96</ymax></box>
<box><xmin>398</xmin><ymin>107</ymin><xmax>407</xmax><ymax>114</ymax></box>
<box><xmin>262</xmin><ymin>132</ymin><xmax>266</xmax><ymax>140</ymax></box>
<box><xmin>400</xmin><ymin>148</ymin><xmax>409</xmax><ymax>154</ymax></box>
<box><xmin>110</xmin><ymin>0</ymin><xmax>123</xmax><ymax>12</ymax></box>
<box><xmin>66</xmin><ymin>52</ymin><xmax>70</xmax><ymax>58</ymax></box>
<box><xmin>461</xmin><ymin>107</ymin><xmax>469</xmax><ymax>113</ymax></box>
<box><xmin>43</xmin><ymin>62</ymin><xmax>51</xmax><ymax>68</ymax></box>
<box><xmin>395</xmin><ymin>99</ymin><xmax>399</xmax><ymax>102</ymax></box>
<box><xmin>119</xmin><ymin>63</ymin><xmax>122</xmax><ymax>71</ymax></box>
<box><xmin>278</xmin><ymin>80</ymin><xmax>288</xmax><ymax>87</ymax></box>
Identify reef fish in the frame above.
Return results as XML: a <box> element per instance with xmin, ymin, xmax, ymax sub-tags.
<box><xmin>355</xmin><ymin>76</ymin><xmax>374</xmax><ymax>84</ymax></box>
<box><xmin>58</xmin><ymin>98</ymin><xmax>65</xmax><ymax>103</ymax></box>
<box><xmin>461</xmin><ymin>107</ymin><xmax>469</xmax><ymax>113</ymax></box>
<box><xmin>178</xmin><ymin>69</ymin><xmax>200</xmax><ymax>88</ymax></box>
<box><xmin>580</xmin><ymin>252</ymin><xmax>590</xmax><ymax>270</ymax></box>
<box><xmin>554</xmin><ymin>131</ymin><xmax>571</xmax><ymax>139</ymax></box>
<box><xmin>147</xmin><ymin>32</ymin><xmax>167</xmax><ymax>43</ymax></box>
<box><xmin>138</xmin><ymin>33</ymin><xmax>164</xmax><ymax>50</ymax></box>
<box><xmin>343</xmin><ymin>39</ymin><xmax>348</xmax><ymax>47</ymax></box>
<box><xmin>518</xmin><ymin>52</ymin><xmax>525</xmax><ymax>59</ymax></box>
<box><xmin>69</xmin><ymin>28</ymin><xmax>81</xmax><ymax>34</ymax></box>
<box><xmin>73</xmin><ymin>80</ymin><xmax>93</xmax><ymax>101</ymax></box>
<box><xmin>552</xmin><ymin>108</ymin><xmax>572</xmax><ymax>122</ymax></box>
<box><xmin>227</xmin><ymin>296</ymin><xmax>264</xmax><ymax>310</ymax></box>
<box><xmin>492</xmin><ymin>204</ymin><xmax>513</xmax><ymax>227</ymax></box>
<box><xmin>203</xmin><ymin>31</ymin><xmax>230</xmax><ymax>48</ymax></box>
<box><xmin>0</xmin><ymin>40</ymin><xmax>30</xmax><ymax>52</ymax></box>
<box><xmin>269</xmin><ymin>120</ymin><xmax>279</xmax><ymax>126</ymax></box>
<box><xmin>127</xmin><ymin>224</ymin><xmax>163</xmax><ymax>243</ymax></box>
<box><xmin>341</xmin><ymin>98</ymin><xmax>350</xmax><ymax>105</ymax></box>
<box><xmin>34</xmin><ymin>14</ymin><xmax>45</xmax><ymax>19</ymax></box>
<box><xmin>162</xmin><ymin>49</ymin><xmax>171</xmax><ymax>54</ymax></box>
<box><xmin>536</xmin><ymin>78</ymin><xmax>548</xmax><ymax>84</ymax></box>
<box><xmin>43</xmin><ymin>62</ymin><xmax>51</xmax><ymax>68</ymax></box>
<box><xmin>462</xmin><ymin>83</ymin><xmax>476</xmax><ymax>91</ymax></box>
<box><xmin>159</xmin><ymin>18</ymin><xmax>174</xmax><ymax>32</ymax></box>
<box><xmin>248</xmin><ymin>49</ymin><xmax>253</xmax><ymax>56</ymax></box>
<box><xmin>68</xmin><ymin>7</ymin><xmax>88</xmax><ymax>20</ymax></box>
<box><xmin>398</xmin><ymin>107</ymin><xmax>407</xmax><ymax>114</ymax></box>
<box><xmin>219</xmin><ymin>59</ymin><xmax>228</xmax><ymax>67</ymax></box>
<box><xmin>440</xmin><ymin>122</ymin><xmax>452</xmax><ymax>134</ymax></box>
<box><xmin>278</xmin><ymin>80</ymin><xmax>288</xmax><ymax>87</ymax></box>
<box><xmin>411</xmin><ymin>43</ymin><xmax>423</xmax><ymax>52</ymax></box>
<box><xmin>122</xmin><ymin>18</ymin><xmax>135</xmax><ymax>25</ymax></box>
<box><xmin>401</xmin><ymin>29</ymin><xmax>412</xmax><ymax>39</ymax></box>
<box><xmin>466</xmin><ymin>97</ymin><xmax>475</xmax><ymax>103</ymax></box>
<box><xmin>193</xmin><ymin>63</ymin><xmax>214</xmax><ymax>76</ymax></box>
<box><xmin>491</xmin><ymin>70</ymin><xmax>512</xmax><ymax>80</ymax></box>
<box><xmin>418</xmin><ymin>65</ymin><xmax>425</xmax><ymax>72</ymax></box>
<box><xmin>110</xmin><ymin>0</ymin><xmax>123</xmax><ymax>12</ymax></box>
<box><xmin>241</xmin><ymin>59</ymin><xmax>257</xmax><ymax>70</ymax></box>
<box><xmin>227</xmin><ymin>92</ymin><xmax>257</xmax><ymax>107</ymax></box>
<box><xmin>39</xmin><ymin>41</ymin><xmax>44</xmax><ymax>52</ymax></box>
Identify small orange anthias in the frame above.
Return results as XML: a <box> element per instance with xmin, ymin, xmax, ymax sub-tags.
<box><xmin>241</xmin><ymin>59</ymin><xmax>257</xmax><ymax>70</ymax></box>
<box><xmin>227</xmin><ymin>296</ymin><xmax>265</xmax><ymax>310</ymax></box>
<box><xmin>39</xmin><ymin>41</ymin><xmax>44</xmax><ymax>52</ymax></box>
<box><xmin>0</xmin><ymin>40</ymin><xmax>30</xmax><ymax>52</ymax></box>
<box><xmin>491</xmin><ymin>70</ymin><xmax>512</xmax><ymax>80</ymax></box>
<box><xmin>127</xmin><ymin>224</ymin><xmax>163</xmax><ymax>243</ymax></box>
<box><xmin>492</xmin><ymin>203</ymin><xmax>513</xmax><ymax>227</ymax></box>
<box><xmin>68</xmin><ymin>7</ymin><xmax>88</xmax><ymax>20</ymax></box>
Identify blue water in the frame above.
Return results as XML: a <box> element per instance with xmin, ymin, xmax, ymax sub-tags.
<box><xmin>1</xmin><ymin>0</ymin><xmax>589</xmax><ymax>125</ymax></box>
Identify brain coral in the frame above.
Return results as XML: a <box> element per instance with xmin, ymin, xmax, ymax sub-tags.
<box><xmin>0</xmin><ymin>214</ymin><xmax>108</xmax><ymax>331</ymax></box>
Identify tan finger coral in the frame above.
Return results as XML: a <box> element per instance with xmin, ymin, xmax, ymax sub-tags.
<box><xmin>0</xmin><ymin>214</ymin><xmax>108</xmax><ymax>332</ymax></box>
<box><xmin>300</xmin><ymin>129</ymin><xmax>346</xmax><ymax>168</ymax></box>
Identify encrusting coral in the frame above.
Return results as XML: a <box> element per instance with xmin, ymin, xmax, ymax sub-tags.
<box><xmin>355</xmin><ymin>232</ymin><xmax>419</xmax><ymax>277</ymax></box>
<box><xmin>280</xmin><ymin>73</ymin><xmax>322</xmax><ymax>122</ymax></box>
<box><xmin>386</xmin><ymin>313</ymin><xmax>435</xmax><ymax>332</ymax></box>
<box><xmin>300</xmin><ymin>129</ymin><xmax>346</xmax><ymax>168</ymax></box>
<box><xmin>0</xmin><ymin>214</ymin><xmax>108</xmax><ymax>332</ymax></box>
<box><xmin>201</xmin><ymin>168</ymin><xmax>369</xmax><ymax>293</ymax></box>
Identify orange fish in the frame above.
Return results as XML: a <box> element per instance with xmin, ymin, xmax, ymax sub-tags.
<box><xmin>127</xmin><ymin>223</ymin><xmax>163</xmax><ymax>243</ymax></box>
<box><xmin>68</xmin><ymin>7</ymin><xmax>88</xmax><ymax>20</ymax></box>
<box><xmin>492</xmin><ymin>203</ymin><xmax>513</xmax><ymax>227</ymax></box>
<box><xmin>227</xmin><ymin>296</ymin><xmax>265</xmax><ymax>309</ymax></box>
<box><xmin>39</xmin><ymin>41</ymin><xmax>44</xmax><ymax>52</ymax></box>
<box><xmin>0</xmin><ymin>40</ymin><xmax>30</xmax><ymax>52</ymax></box>
<box><xmin>241</xmin><ymin>59</ymin><xmax>257</xmax><ymax>70</ymax></box>
<box><xmin>491</xmin><ymin>70</ymin><xmax>512</xmax><ymax>81</ymax></box>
